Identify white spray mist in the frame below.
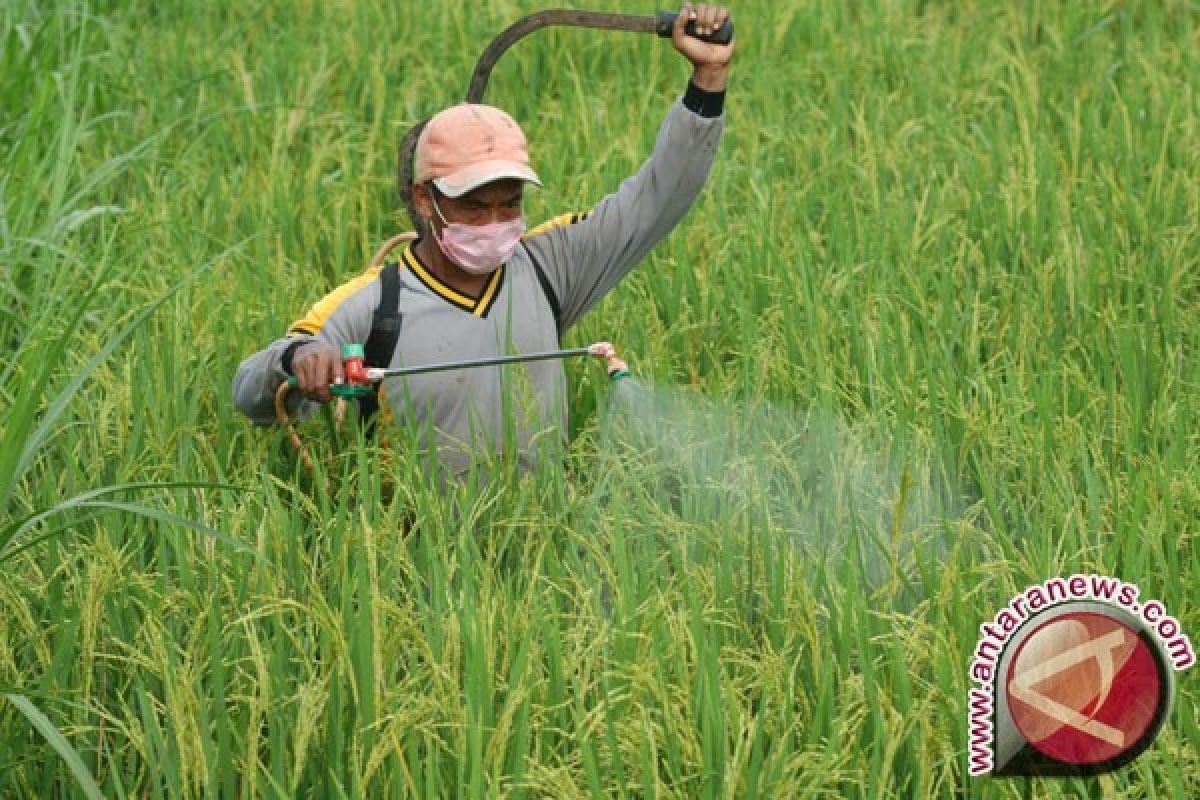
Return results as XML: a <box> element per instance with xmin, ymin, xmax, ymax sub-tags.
<box><xmin>598</xmin><ymin>376</ymin><xmax>970</xmax><ymax>600</ymax></box>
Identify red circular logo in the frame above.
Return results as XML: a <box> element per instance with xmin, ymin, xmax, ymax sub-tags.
<box><xmin>1005</xmin><ymin>611</ymin><xmax>1164</xmax><ymax>766</ymax></box>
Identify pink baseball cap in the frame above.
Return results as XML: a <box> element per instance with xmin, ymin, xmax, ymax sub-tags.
<box><xmin>414</xmin><ymin>103</ymin><xmax>542</xmax><ymax>198</ymax></box>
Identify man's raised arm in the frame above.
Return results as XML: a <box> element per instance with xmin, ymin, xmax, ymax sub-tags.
<box><xmin>519</xmin><ymin>3</ymin><xmax>734</xmax><ymax>333</ymax></box>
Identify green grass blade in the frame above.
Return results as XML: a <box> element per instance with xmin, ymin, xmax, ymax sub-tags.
<box><xmin>3</xmin><ymin>693</ymin><xmax>105</xmax><ymax>800</ymax></box>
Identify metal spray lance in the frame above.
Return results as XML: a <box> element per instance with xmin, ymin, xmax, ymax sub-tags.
<box><xmin>284</xmin><ymin>341</ymin><xmax>630</xmax><ymax>399</ymax></box>
<box><xmin>277</xmin><ymin>341</ymin><xmax>630</xmax><ymax>470</ymax></box>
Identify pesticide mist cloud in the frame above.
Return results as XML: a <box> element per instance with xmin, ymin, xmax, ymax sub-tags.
<box><xmin>597</xmin><ymin>378</ymin><xmax>971</xmax><ymax>594</ymax></box>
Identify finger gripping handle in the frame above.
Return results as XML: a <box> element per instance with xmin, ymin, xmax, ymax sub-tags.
<box><xmin>284</xmin><ymin>375</ymin><xmax>374</xmax><ymax>399</ymax></box>
<box><xmin>655</xmin><ymin>11</ymin><xmax>734</xmax><ymax>45</ymax></box>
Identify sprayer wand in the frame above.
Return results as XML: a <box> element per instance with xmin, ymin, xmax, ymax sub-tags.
<box><xmin>284</xmin><ymin>341</ymin><xmax>629</xmax><ymax>398</ymax></box>
<box><xmin>365</xmin><ymin>341</ymin><xmax>629</xmax><ymax>382</ymax></box>
<box><xmin>276</xmin><ymin>342</ymin><xmax>630</xmax><ymax>469</ymax></box>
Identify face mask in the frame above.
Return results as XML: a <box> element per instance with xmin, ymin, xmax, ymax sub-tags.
<box><xmin>429</xmin><ymin>193</ymin><xmax>524</xmax><ymax>275</ymax></box>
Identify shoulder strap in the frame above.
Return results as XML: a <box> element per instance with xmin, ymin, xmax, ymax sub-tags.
<box><xmin>356</xmin><ymin>261</ymin><xmax>403</xmax><ymax>431</ymax></box>
<box><xmin>522</xmin><ymin>243</ymin><xmax>562</xmax><ymax>343</ymax></box>
<box><xmin>365</xmin><ymin>260</ymin><xmax>402</xmax><ymax>365</ymax></box>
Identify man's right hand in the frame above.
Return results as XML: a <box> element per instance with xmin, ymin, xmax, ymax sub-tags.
<box><xmin>290</xmin><ymin>342</ymin><xmax>344</xmax><ymax>404</ymax></box>
<box><xmin>673</xmin><ymin>3</ymin><xmax>734</xmax><ymax>92</ymax></box>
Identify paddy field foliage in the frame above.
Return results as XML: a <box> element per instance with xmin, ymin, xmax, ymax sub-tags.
<box><xmin>0</xmin><ymin>0</ymin><xmax>1197</xmax><ymax>797</ymax></box>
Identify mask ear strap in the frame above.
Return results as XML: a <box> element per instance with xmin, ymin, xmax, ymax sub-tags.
<box><xmin>428</xmin><ymin>184</ymin><xmax>450</xmax><ymax>227</ymax></box>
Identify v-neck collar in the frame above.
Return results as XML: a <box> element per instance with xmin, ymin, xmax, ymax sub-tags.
<box><xmin>402</xmin><ymin>244</ymin><xmax>504</xmax><ymax>318</ymax></box>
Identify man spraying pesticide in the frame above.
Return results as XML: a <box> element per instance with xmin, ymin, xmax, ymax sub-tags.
<box><xmin>232</xmin><ymin>4</ymin><xmax>735</xmax><ymax>480</ymax></box>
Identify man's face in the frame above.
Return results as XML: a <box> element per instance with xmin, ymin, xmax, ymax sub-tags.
<box><xmin>415</xmin><ymin>179</ymin><xmax>524</xmax><ymax>231</ymax></box>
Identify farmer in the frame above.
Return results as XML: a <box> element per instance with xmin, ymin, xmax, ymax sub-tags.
<box><xmin>233</xmin><ymin>3</ymin><xmax>733</xmax><ymax>480</ymax></box>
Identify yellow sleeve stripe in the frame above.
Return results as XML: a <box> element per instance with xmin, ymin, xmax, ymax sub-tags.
<box><xmin>287</xmin><ymin>265</ymin><xmax>383</xmax><ymax>336</ymax></box>
<box><xmin>523</xmin><ymin>210</ymin><xmax>591</xmax><ymax>239</ymax></box>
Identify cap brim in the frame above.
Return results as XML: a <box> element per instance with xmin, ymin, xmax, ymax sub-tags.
<box><xmin>433</xmin><ymin>160</ymin><xmax>542</xmax><ymax>198</ymax></box>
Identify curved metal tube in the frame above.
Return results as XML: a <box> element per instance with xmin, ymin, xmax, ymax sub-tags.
<box><xmin>397</xmin><ymin>121</ymin><xmax>429</xmax><ymax>234</ymax></box>
<box><xmin>397</xmin><ymin>9</ymin><xmax>732</xmax><ymax>229</ymax></box>
<box><xmin>465</xmin><ymin>10</ymin><xmax>664</xmax><ymax>103</ymax></box>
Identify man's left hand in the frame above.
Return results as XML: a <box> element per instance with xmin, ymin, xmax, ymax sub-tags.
<box><xmin>672</xmin><ymin>3</ymin><xmax>735</xmax><ymax>92</ymax></box>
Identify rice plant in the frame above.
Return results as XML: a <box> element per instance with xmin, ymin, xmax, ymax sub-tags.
<box><xmin>1</xmin><ymin>1</ymin><xmax>1196</xmax><ymax>798</ymax></box>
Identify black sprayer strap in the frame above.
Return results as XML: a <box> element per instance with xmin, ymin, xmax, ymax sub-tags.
<box><xmin>357</xmin><ymin>261</ymin><xmax>403</xmax><ymax>430</ymax></box>
<box><xmin>522</xmin><ymin>244</ymin><xmax>563</xmax><ymax>343</ymax></box>
<box><xmin>355</xmin><ymin>254</ymin><xmax>562</xmax><ymax>431</ymax></box>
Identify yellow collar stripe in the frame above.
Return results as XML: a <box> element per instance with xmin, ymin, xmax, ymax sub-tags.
<box><xmin>474</xmin><ymin>267</ymin><xmax>504</xmax><ymax>317</ymax></box>
<box><xmin>403</xmin><ymin>245</ymin><xmax>504</xmax><ymax>316</ymax></box>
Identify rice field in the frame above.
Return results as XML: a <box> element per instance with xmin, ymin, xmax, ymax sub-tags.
<box><xmin>1</xmin><ymin>0</ymin><xmax>1197</xmax><ymax>797</ymax></box>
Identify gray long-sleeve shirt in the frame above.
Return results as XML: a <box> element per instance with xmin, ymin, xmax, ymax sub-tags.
<box><xmin>233</xmin><ymin>94</ymin><xmax>725</xmax><ymax>478</ymax></box>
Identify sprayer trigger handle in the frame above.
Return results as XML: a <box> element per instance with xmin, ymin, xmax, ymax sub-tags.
<box><xmin>284</xmin><ymin>375</ymin><xmax>373</xmax><ymax>399</ymax></box>
<box><xmin>654</xmin><ymin>11</ymin><xmax>734</xmax><ymax>45</ymax></box>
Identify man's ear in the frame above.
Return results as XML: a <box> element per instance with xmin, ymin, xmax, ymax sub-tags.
<box><xmin>412</xmin><ymin>183</ymin><xmax>433</xmax><ymax>223</ymax></box>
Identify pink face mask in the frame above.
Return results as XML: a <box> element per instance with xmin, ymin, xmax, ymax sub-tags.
<box><xmin>430</xmin><ymin>194</ymin><xmax>524</xmax><ymax>275</ymax></box>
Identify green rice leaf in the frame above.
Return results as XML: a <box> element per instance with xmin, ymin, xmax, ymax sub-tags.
<box><xmin>3</xmin><ymin>693</ymin><xmax>105</xmax><ymax>800</ymax></box>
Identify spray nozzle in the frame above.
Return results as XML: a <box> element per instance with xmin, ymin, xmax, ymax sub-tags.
<box><xmin>588</xmin><ymin>341</ymin><xmax>630</xmax><ymax>381</ymax></box>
